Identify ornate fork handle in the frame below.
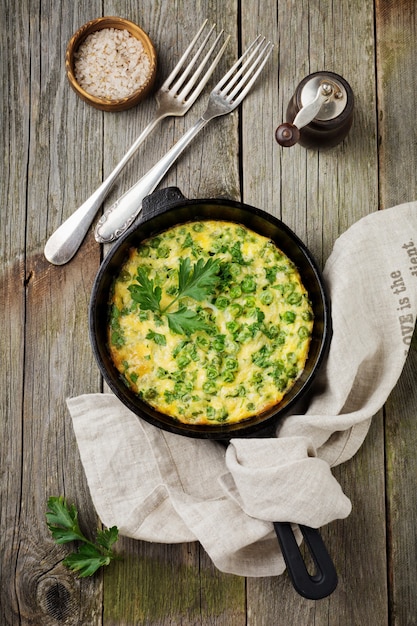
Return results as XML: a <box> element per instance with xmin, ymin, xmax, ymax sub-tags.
<box><xmin>43</xmin><ymin>116</ymin><xmax>163</xmax><ymax>265</ymax></box>
<box><xmin>94</xmin><ymin>117</ymin><xmax>208</xmax><ymax>243</ymax></box>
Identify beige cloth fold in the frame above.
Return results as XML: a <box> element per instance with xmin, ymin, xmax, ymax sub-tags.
<box><xmin>68</xmin><ymin>202</ymin><xmax>417</xmax><ymax>577</ymax></box>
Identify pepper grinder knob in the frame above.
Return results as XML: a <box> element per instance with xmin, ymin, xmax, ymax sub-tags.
<box><xmin>275</xmin><ymin>71</ymin><xmax>354</xmax><ymax>149</ymax></box>
<box><xmin>275</xmin><ymin>123</ymin><xmax>300</xmax><ymax>147</ymax></box>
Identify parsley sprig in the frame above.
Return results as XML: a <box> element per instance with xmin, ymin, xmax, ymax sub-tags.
<box><xmin>46</xmin><ymin>496</ymin><xmax>119</xmax><ymax>577</ymax></box>
<box><xmin>128</xmin><ymin>257</ymin><xmax>219</xmax><ymax>336</ymax></box>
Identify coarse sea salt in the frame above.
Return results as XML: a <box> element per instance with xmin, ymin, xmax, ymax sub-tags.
<box><xmin>74</xmin><ymin>27</ymin><xmax>151</xmax><ymax>100</ymax></box>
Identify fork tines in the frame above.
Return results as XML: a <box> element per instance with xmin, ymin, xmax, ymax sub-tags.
<box><xmin>163</xmin><ymin>20</ymin><xmax>230</xmax><ymax>103</ymax></box>
<box><xmin>215</xmin><ymin>36</ymin><xmax>274</xmax><ymax>105</ymax></box>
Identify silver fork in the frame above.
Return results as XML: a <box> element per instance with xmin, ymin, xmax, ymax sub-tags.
<box><xmin>94</xmin><ymin>36</ymin><xmax>273</xmax><ymax>244</ymax></box>
<box><xmin>44</xmin><ymin>21</ymin><xmax>229</xmax><ymax>265</ymax></box>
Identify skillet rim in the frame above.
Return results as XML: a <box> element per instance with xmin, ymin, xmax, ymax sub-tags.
<box><xmin>89</xmin><ymin>194</ymin><xmax>332</xmax><ymax>440</ymax></box>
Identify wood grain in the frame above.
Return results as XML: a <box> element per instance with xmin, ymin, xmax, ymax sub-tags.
<box><xmin>376</xmin><ymin>2</ymin><xmax>417</xmax><ymax>624</ymax></box>
<box><xmin>1</xmin><ymin>0</ymin><xmax>417</xmax><ymax>624</ymax></box>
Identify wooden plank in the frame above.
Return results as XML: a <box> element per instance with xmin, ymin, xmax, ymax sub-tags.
<box><xmin>103</xmin><ymin>541</ymin><xmax>246</xmax><ymax>625</ymax></box>
<box><xmin>376</xmin><ymin>2</ymin><xmax>417</xmax><ymax>623</ymax></box>
<box><xmin>385</xmin><ymin>335</ymin><xmax>417</xmax><ymax>626</ymax></box>
<box><xmin>376</xmin><ymin>0</ymin><xmax>417</xmax><ymax>207</ymax></box>
<box><xmin>99</xmin><ymin>1</ymin><xmax>246</xmax><ymax>623</ymax></box>
<box><xmin>1</xmin><ymin>1</ymin><xmax>105</xmax><ymax>624</ymax></box>
<box><xmin>1</xmin><ymin>1</ymin><xmax>35</xmax><ymax>623</ymax></box>
<box><xmin>0</xmin><ymin>0</ymin><xmax>30</xmax><ymax>610</ymax></box>
<box><xmin>242</xmin><ymin>1</ymin><xmax>387</xmax><ymax>624</ymax></box>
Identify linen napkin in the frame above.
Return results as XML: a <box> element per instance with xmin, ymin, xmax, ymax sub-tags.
<box><xmin>68</xmin><ymin>201</ymin><xmax>417</xmax><ymax>577</ymax></box>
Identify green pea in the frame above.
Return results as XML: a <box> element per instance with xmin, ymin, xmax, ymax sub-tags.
<box><xmin>251</xmin><ymin>371</ymin><xmax>263</xmax><ymax>386</ymax></box>
<box><xmin>149</xmin><ymin>237</ymin><xmax>161</xmax><ymax>249</ymax></box>
<box><xmin>275</xmin><ymin>330</ymin><xmax>287</xmax><ymax>345</ymax></box>
<box><xmin>226</xmin><ymin>340</ymin><xmax>239</xmax><ymax>354</ymax></box>
<box><xmin>226</xmin><ymin>320</ymin><xmax>239</xmax><ymax>334</ymax></box>
<box><xmin>196</xmin><ymin>335</ymin><xmax>209</xmax><ymax>351</ymax></box>
<box><xmin>206</xmin><ymin>406</ymin><xmax>216</xmax><ymax>419</ymax></box>
<box><xmin>281</xmin><ymin>311</ymin><xmax>296</xmax><ymax>324</ymax></box>
<box><xmin>229</xmin><ymin>303</ymin><xmax>243</xmax><ymax>318</ymax></box>
<box><xmin>264</xmin><ymin>323</ymin><xmax>279</xmax><ymax>339</ymax></box>
<box><xmin>229</xmin><ymin>285</ymin><xmax>242</xmax><ymax>298</ymax></box>
<box><xmin>236</xmin><ymin>326</ymin><xmax>252</xmax><ymax>343</ymax></box>
<box><xmin>216</xmin><ymin>408</ymin><xmax>229</xmax><ymax>422</ymax></box>
<box><xmin>138</xmin><ymin>245</ymin><xmax>150</xmax><ymax>257</ymax></box>
<box><xmin>203</xmin><ymin>381</ymin><xmax>217</xmax><ymax>394</ymax></box>
<box><xmin>226</xmin><ymin>384</ymin><xmax>246</xmax><ymax>398</ymax></box>
<box><xmin>156</xmin><ymin>246</ymin><xmax>170</xmax><ymax>258</ymax></box>
<box><xmin>215</xmin><ymin>296</ymin><xmax>229</xmax><ymax>309</ymax></box>
<box><xmin>206</xmin><ymin>366</ymin><xmax>219</xmax><ymax>380</ymax></box>
<box><xmin>286</xmin><ymin>292</ymin><xmax>302</xmax><ymax>305</ymax></box>
<box><xmin>283</xmin><ymin>282</ymin><xmax>295</xmax><ymax>294</ymax></box>
<box><xmin>229</xmin><ymin>263</ymin><xmax>241</xmax><ymax>277</ymax></box>
<box><xmin>211</xmin><ymin>355</ymin><xmax>222</xmax><ymax>367</ymax></box>
<box><xmin>241</xmin><ymin>276</ymin><xmax>257</xmax><ymax>293</ymax></box>
<box><xmin>298</xmin><ymin>326</ymin><xmax>310</xmax><ymax>340</ymax></box>
<box><xmin>223</xmin><ymin>371</ymin><xmax>236</xmax><ymax>383</ymax></box>
<box><xmin>287</xmin><ymin>366</ymin><xmax>299</xmax><ymax>379</ymax></box>
<box><xmin>192</xmin><ymin>222</ymin><xmax>204</xmax><ymax>232</ymax></box>
<box><xmin>260</xmin><ymin>290</ymin><xmax>274</xmax><ymax>305</ymax></box>
<box><xmin>224</xmin><ymin>357</ymin><xmax>238</xmax><ymax>371</ymax></box>
<box><xmin>302</xmin><ymin>310</ymin><xmax>314</xmax><ymax>322</ymax></box>
<box><xmin>177</xmin><ymin>355</ymin><xmax>191</xmax><ymax>369</ymax></box>
<box><xmin>286</xmin><ymin>352</ymin><xmax>297</xmax><ymax>364</ymax></box>
<box><xmin>144</xmin><ymin>387</ymin><xmax>158</xmax><ymax>400</ymax></box>
<box><xmin>275</xmin><ymin>377</ymin><xmax>288</xmax><ymax>392</ymax></box>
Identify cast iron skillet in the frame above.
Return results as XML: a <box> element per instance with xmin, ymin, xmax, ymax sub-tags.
<box><xmin>89</xmin><ymin>187</ymin><xmax>337</xmax><ymax>599</ymax></box>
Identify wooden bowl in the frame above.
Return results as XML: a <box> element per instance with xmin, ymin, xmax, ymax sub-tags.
<box><xmin>65</xmin><ymin>16</ymin><xmax>157</xmax><ymax>111</ymax></box>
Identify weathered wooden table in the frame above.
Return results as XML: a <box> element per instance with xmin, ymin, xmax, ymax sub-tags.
<box><xmin>2</xmin><ymin>1</ymin><xmax>417</xmax><ymax>624</ymax></box>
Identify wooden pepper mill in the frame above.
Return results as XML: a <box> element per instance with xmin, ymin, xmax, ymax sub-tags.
<box><xmin>275</xmin><ymin>71</ymin><xmax>354</xmax><ymax>149</ymax></box>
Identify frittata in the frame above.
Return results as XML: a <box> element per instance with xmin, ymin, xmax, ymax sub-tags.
<box><xmin>108</xmin><ymin>220</ymin><xmax>314</xmax><ymax>425</ymax></box>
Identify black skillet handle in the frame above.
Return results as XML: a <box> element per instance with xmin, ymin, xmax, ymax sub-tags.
<box><xmin>273</xmin><ymin>522</ymin><xmax>338</xmax><ymax>600</ymax></box>
<box><xmin>141</xmin><ymin>187</ymin><xmax>187</xmax><ymax>221</ymax></box>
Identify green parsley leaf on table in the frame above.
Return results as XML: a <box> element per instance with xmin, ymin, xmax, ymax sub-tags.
<box><xmin>46</xmin><ymin>496</ymin><xmax>119</xmax><ymax>577</ymax></box>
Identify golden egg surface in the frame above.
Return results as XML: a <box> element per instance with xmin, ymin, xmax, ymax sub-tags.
<box><xmin>108</xmin><ymin>220</ymin><xmax>314</xmax><ymax>425</ymax></box>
